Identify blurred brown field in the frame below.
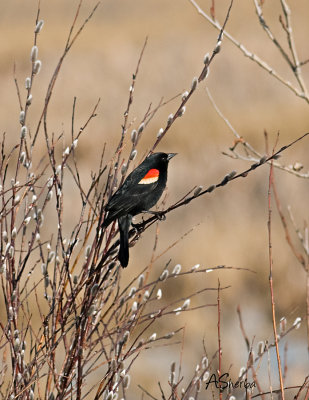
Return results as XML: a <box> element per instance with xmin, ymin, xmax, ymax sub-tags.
<box><xmin>1</xmin><ymin>0</ymin><xmax>309</xmax><ymax>397</ymax></box>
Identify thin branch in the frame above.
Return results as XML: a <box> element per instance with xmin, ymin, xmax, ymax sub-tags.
<box><xmin>267</xmin><ymin>145</ymin><xmax>285</xmax><ymax>400</ymax></box>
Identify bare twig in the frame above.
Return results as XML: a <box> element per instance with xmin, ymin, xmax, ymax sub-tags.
<box><xmin>267</xmin><ymin>146</ymin><xmax>285</xmax><ymax>400</ymax></box>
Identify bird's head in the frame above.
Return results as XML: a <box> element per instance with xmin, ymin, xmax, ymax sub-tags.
<box><xmin>146</xmin><ymin>152</ymin><xmax>177</xmax><ymax>166</ymax></box>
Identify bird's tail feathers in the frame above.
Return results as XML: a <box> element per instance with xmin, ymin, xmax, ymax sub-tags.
<box><xmin>118</xmin><ymin>215</ymin><xmax>132</xmax><ymax>268</ymax></box>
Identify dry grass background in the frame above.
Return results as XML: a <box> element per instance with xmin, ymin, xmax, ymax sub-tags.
<box><xmin>1</xmin><ymin>0</ymin><xmax>308</xmax><ymax>398</ymax></box>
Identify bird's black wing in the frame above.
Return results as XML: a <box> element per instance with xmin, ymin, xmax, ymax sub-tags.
<box><xmin>105</xmin><ymin>160</ymin><xmax>157</xmax><ymax>211</ymax></box>
<box><xmin>105</xmin><ymin>181</ymin><xmax>159</xmax><ymax>220</ymax></box>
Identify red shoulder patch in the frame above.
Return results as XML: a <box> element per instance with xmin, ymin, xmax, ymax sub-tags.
<box><xmin>138</xmin><ymin>168</ymin><xmax>159</xmax><ymax>184</ymax></box>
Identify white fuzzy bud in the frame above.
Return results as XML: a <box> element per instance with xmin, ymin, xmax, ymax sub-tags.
<box><xmin>159</xmin><ymin>269</ymin><xmax>169</xmax><ymax>281</ymax></box>
<box><xmin>138</xmin><ymin>122</ymin><xmax>145</xmax><ymax>134</ymax></box>
<box><xmin>138</xmin><ymin>273</ymin><xmax>144</xmax><ymax>288</ymax></box>
<box><xmin>164</xmin><ymin>332</ymin><xmax>175</xmax><ymax>339</ymax></box>
<box><xmin>24</xmin><ymin>216</ymin><xmax>31</xmax><ymax>225</ymax></box>
<box><xmin>167</xmin><ymin>114</ymin><xmax>173</xmax><ymax>126</ymax></box>
<box><xmin>172</xmin><ymin>264</ymin><xmax>181</xmax><ymax>275</ymax></box>
<box><xmin>35</xmin><ymin>233</ymin><xmax>40</xmax><ymax>241</ymax></box>
<box><xmin>202</xmin><ymin>371</ymin><xmax>210</xmax><ymax>381</ymax></box>
<box><xmin>121</xmin><ymin>163</ymin><xmax>127</xmax><ymax>176</ymax></box>
<box><xmin>200</xmin><ymin>67</ymin><xmax>209</xmax><ymax>80</ymax></box>
<box><xmin>156</xmin><ymin>288</ymin><xmax>162</xmax><ymax>299</ymax></box>
<box><xmin>26</xmin><ymin>94</ymin><xmax>33</xmax><ymax>105</ymax></box>
<box><xmin>9</xmin><ymin>245</ymin><xmax>14</xmax><ymax>258</ymax></box>
<box><xmin>25</xmin><ymin>77</ymin><xmax>31</xmax><ymax>89</ymax></box>
<box><xmin>129</xmin><ymin>149</ymin><xmax>137</xmax><ymax>161</ymax></box>
<box><xmin>131</xmin><ymin>301</ymin><xmax>138</xmax><ymax>312</ymax></box>
<box><xmin>8</xmin><ymin>306</ymin><xmax>14</xmax><ymax>319</ymax></box>
<box><xmin>182</xmin><ymin>91</ymin><xmax>189</xmax><ymax>100</ymax></box>
<box><xmin>143</xmin><ymin>290</ymin><xmax>150</xmax><ymax>302</ymax></box>
<box><xmin>179</xmin><ymin>106</ymin><xmax>186</xmax><ymax>116</ymax></box>
<box><xmin>47</xmin><ymin>177</ymin><xmax>53</xmax><ymax>188</ymax></box>
<box><xmin>11</xmin><ymin>227</ymin><xmax>17</xmax><ymax>239</ymax></box>
<box><xmin>3</xmin><ymin>231</ymin><xmax>8</xmax><ymax>243</ymax></box>
<box><xmin>202</xmin><ymin>356</ymin><xmax>208</xmax><ymax>369</ymax></box>
<box><xmin>123</xmin><ymin>374</ymin><xmax>130</xmax><ymax>389</ymax></box>
<box><xmin>280</xmin><ymin>317</ymin><xmax>287</xmax><ymax>334</ymax></box>
<box><xmin>44</xmin><ymin>275</ymin><xmax>49</xmax><ymax>287</ymax></box>
<box><xmin>87</xmin><ymin>304</ymin><xmax>96</xmax><ymax>317</ymax></box>
<box><xmin>203</xmin><ymin>52</ymin><xmax>210</xmax><ymax>64</ymax></box>
<box><xmin>20</xmin><ymin>152</ymin><xmax>26</xmax><ymax>164</ymax></box>
<box><xmin>191</xmin><ymin>263</ymin><xmax>200</xmax><ymax>271</ymax></box>
<box><xmin>19</xmin><ymin>110</ymin><xmax>25</xmax><ymax>124</ymax></box>
<box><xmin>257</xmin><ymin>341</ymin><xmax>264</xmax><ymax>356</ymax></box>
<box><xmin>129</xmin><ymin>286</ymin><xmax>136</xmax><ymax>297</ymax></box>
<box><xmin>47</xmin><ymin>251</ymin><xmax>55</xmax><ymax>263</ymax></box>
<box><xmin>214</xmin><ymin>40</ymin><xmax>222</xmax><ymax>54</ymax></box>
<box><xmin>148</xmin><ymin>333</ymin><xmax>156</xmax><ymax>341</ymax></box>
<box><xmin>131</xmin><ymin>130</ymin><xmax>137</xmax><ymax>144</ymax></box>
<box><xmin>30</xmin><ymin>46</ymin><xmax>38</xmax><ymax>62</ymax></box>
<box><xmin>63</xmin><ymin>147</ymin><xmax>70</xmax><ymax>156</ymax></box>
<box><xmin>293</xmin><ymin>317</ymin><xmax>301</xmax><ymax>329</ymax></box>
<box><xmin>122</xmin><ymin>330</ymin><xmax>130</xmax><ymax>344</ymax></box>
<box><xmin>182</xmin><ymin>298</ymin><xmax>190</xmax><ymax>310</ymax></box>
<box><xmin>14</xmin><ymin>337</ymin><xmax>20</xmax><ymax>351</ymax></box>
<box><xmin>194</xmin><ymin>186</ymin><xmax>203</xmax><ymax>196</ymax></box>
<box><xmin>47</xmin><ymin>190</ymin><xmax>53</xmax><ymax>201</ymax></box>
<box><xmin>33</xmin><ymin>60</ymin><xmax>42</xmax><ymax>75</ymax></box>
<box><xmin>293</xmin><ymin>162</ymin><xmax>303</xmax><ymax>171</ymax></box>
<box><xmin>73</xmin><ymin>139</ymin><xmax>78</xmax><ymax>149</ymax></box>
<box><xmin>174</xmin><ymin>307</ymin><xmax>182</xmax><ymax>315</ymax></box>
<box><xmin>157</xmin><ymin>128</ymin><xmax>164</xmax><ymax>138</ymax></box>
<box><xmin>35</xmin><ymin>20</ymin><xmax>44</xmax><ymax>33</ymax></box>
<box><xmin>91</xmin><ymin>283</ymin><xmax>99</xmax><ymax>296</ymax></box>
<box><xmin>85</xmin><ymin>245</ymin><xmax>91</xmax><ymax>258</ymax></box>
<box><xmin>21</xmin><ymin>126</ymin><xmax>27</xmax><ymax>139</ymax></box>
<box><xmin>17</xmin><ymin>372</ymin><xmax>22</xmax><ymax>383</ymax></box>
<box><xmin>191</xmin><ymin>77</ymin><xmax>198</xmax><ymax>91</ymax></box>
<box><xmin>41</xmin><ymin>263</ymin><xmax>47</xmax><ymax>275</ymax></box>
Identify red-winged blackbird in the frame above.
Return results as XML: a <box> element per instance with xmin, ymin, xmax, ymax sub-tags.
<box><xmin>103</xmin><ymin>152</ymin><xmax>176</xmax><ymax>267</ymax></box>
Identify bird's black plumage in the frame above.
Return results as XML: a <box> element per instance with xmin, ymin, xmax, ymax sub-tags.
<box><xmin>103</xmin><ymin>152</ymin><xmax>176</xmax><ymax>267</ymax></box>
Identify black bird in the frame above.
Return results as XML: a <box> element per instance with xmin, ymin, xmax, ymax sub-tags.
<box><xmin>103</xmin><ymin>152</ymin><xmax>176</xmax><ymax>267</ymax></box>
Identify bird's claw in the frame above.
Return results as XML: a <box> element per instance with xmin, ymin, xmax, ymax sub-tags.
<box><xmin>141</xmin><ymin>210</ymin><xmax>166</xmax><ymax>221</ymax></box>
<box><xmin>156</xmin><ymin>212</ymin><xmax>166</xmax><ymax>221</ymax></box>
<box><xmin>131</xmin><ymin>221</ymin><xmax>144</xmax><ymax>231</ymax></box>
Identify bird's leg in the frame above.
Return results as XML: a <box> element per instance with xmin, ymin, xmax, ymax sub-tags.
<box><xmin>131</xmin><ymin>220</ymin><xmax>145</xmax><ymax>231</ymax></box>
<box><xmin>141</xmin><ymin>210</ymin><xmax>166</xmax><ymax>221</ymax></box>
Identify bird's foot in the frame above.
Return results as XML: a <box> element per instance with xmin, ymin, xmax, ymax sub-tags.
<box><xmin>131</xmin><ymin>221</ymin><xmax>144</xmax><ymax>231</ymax></box>
<box><xmin>142</xmin><ymin>210</ymin><xmax>166</xmax><ymax>221</ymax></box>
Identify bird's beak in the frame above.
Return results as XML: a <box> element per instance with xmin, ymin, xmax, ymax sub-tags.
<box><xmin>167</xmin><ymin>153</ymin><xmax>177</xmax><ymax>161</ymax></box>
